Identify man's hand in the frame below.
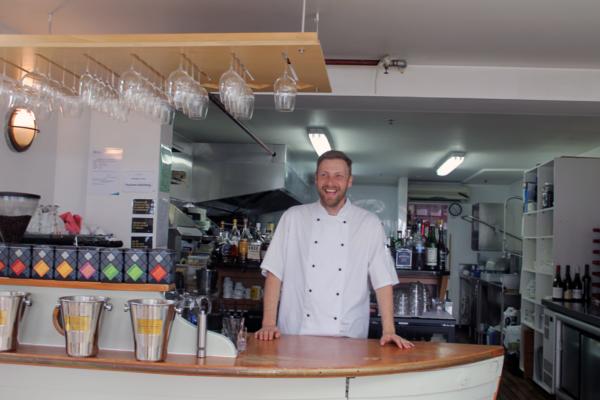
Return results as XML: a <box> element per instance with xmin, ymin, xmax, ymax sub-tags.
<box><xmin>254</xmin><ymin>325</ymin><xmax>281</xmax><ymax>341</ymax></box>
<box><xmin>380</xmin><ymin>332</ymin><xmax>414</xmax><ymax>349</ymax></box>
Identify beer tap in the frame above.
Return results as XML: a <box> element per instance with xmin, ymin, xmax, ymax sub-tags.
<box><xmin>196</xmin><ymin>296</ymin><xmax>211</xmax><ymax>358</ymax></box>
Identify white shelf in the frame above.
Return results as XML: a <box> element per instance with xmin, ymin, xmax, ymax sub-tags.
<box><xmin>522</xmin><ymin>267</ymin><xmax>536</xmax><ymax>274</ymax></box>
<box><xmin>523</xmin><ymin>235</ymin><xmax>553</xmax><ymax>240</ymax></box>
<box><xmin>523</xmin><ymin>207</ymin><xmax>554</xmax><ymax>216</ymax></box>
<box><xmin>522</xmin><ymin>319</ymin><xmax>542</xmax><ymax>334</ymax></box>
<box><xmin>522</xmin><ymin>297</ymin><xmax>540</xmax><ymax>306</ymax></box>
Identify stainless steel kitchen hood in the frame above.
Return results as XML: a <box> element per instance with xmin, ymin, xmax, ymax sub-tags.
<box><xmin>188</xmin><ymin>143</ymin><xmax>314</xmax><ymax>219</ymax></box>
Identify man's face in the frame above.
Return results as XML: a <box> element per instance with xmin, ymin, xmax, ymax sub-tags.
<box><xmin>316</xmin><ymin>158</ymin><xmax>353</xmax><ymax>211</ymax></box>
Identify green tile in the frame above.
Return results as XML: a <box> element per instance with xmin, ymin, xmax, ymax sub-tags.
<box><xmin>103</xmin><ymin>263</ymin><xmax>119</xmax><ymax>280</ymax></box>
<box><xmin>127</xmin><ymin>264</ymin><xmax>144</xmax><ymax>281</ymax></box>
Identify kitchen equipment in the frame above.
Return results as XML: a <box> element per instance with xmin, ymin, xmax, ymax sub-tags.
<box><xmin>0</xmin><ymin>291</ymin><xmax>32</xmax><ymax>352</ymax></box>
<box><xmin>52</xmin><ymin>295</ymin><xmax>112</xmax><ymax>357</ymax></box>
<box><xmin>196</xmin><ymin>268</ymin><xmax>218</xmax><ymax>296</ymax></box>
<box><xmin>471</xmin><ymin>203</ymin><xmax>503</xmax><ymax>251</ymax></box>
<box><xmin>0</xmin><ymin>192</ymin><xmax>40</xmax><ymax>243</ymax></box>
<box><xmin>124</xmin><ymin>298</ymin><xmax>181</xmax><ymax>362</ymax></box>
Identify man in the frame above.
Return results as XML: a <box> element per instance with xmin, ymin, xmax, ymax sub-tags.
<box><xmin>255</xmin><ymin>150</ymin><xmax>413</xmax><ymax>349</ymax></box>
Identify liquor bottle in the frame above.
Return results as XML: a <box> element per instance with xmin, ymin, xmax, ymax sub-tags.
<box><xmin>583</xmin><ymin>264</ymin><xmax>592</xmax><ymax>304</ymax></box>
<box><xmin>572</xmin><ymin>266</ymin><xmax>583</xmax><ymax>303</ymax></box>
<box><xmin>552</xmin><ymin>265</ymin><xmax>564</xmax><ymax>301</ymax></box>
<box><xmin>238</xmin><ymin>218</ymin><xmax>251</xmax><ymax>263</ymax></box>
<box><xmin>426</xmin><ymin>226</ymin><xmax>438</xmax><ymax>269</ymax></box>
<box><xmin>437</xmin><ymin>222</ymin><xmax>447</xmax><ymax>271</ymax></box>
<box><xmin>563</xmin><ymin>265</ymin><xmax>573</xmax><ymax>301</ymax></box>
<box><xmin>219</xmin><ymin>220</ymin><xmax>232</xmax><ymax>264</ymax></box>
<box><xmin>247</xmin><ymin>222</ymin><xmax>263</xmax><ymax>265</ymax></box>
<box><xmin>412</xmin><ymin>221</ymin><xmax>425</xmax><ymax>270</ymax></box>
<box><xmin>229</xmin><ymin>219</ymin><xmax>240</xmax><ymax>263</ymax></box>
<box><xmin>260</xmin><ymin>223</ymin><xmax>274</xmax><ymax>260</ymax></box>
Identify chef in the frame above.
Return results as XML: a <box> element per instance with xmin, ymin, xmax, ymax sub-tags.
<box><xmin>255</xmin><ymin>150</ymin><xmax>413</xmax><ymax>349</ymax></box>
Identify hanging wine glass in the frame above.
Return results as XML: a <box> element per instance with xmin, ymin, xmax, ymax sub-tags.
<box><xmin>274</xmin><ymin>60</ymin><xmax>297</xmax><ymax>112</ymax></box>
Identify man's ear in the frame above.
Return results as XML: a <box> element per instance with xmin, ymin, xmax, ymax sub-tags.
<box><xmin>348</xmin><ymin>175</ymin><xmax>353</xmax><ymax>188</ymax></box>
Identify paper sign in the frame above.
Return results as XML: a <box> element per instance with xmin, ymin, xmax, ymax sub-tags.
<box><xmin>123</xmin><ymin>171</ymin><xmax>155</xmax><ymax>193</ymax></box>
<box><xmin>88</xmin><ymin>148</ymin><xmax>123</xmax><ymax>195</ymax></box>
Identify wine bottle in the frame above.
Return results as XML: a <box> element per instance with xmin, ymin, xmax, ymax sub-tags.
<box><xmin>412</xmin><ymin>221</ymin><xmax>425</xmax><ymax>270</ymax></box>
<box><xmin>437</xmin><ymin>222</ymin><xmax>447</xmax><ymax>271</ymax></box>
<box><xmin>563</xmin><ymin>265</ymin><xmax>573</xmax><ymax>301</ymax></box>
<box><xmin>426</xmin><ymin>226</ymin><xmax>438</xmax><ymax>269</ymax></box>
<box><xmin>552</xmin><ymin>265</ymin><xmax>563</xmax><ymax>301</ymax></box>
<box><xmin>572</xmin><ymin>266</ymin><xmax>583</xmax><ymax>303</ymax></box>
<box><xmin>583</xmin><ymin>264</ymin><xmax>592</xmax><ymax>304</ymax></box>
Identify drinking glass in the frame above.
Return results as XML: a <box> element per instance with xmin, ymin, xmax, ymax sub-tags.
<box><xmin>274</xmin><ymin>63</ymin><xmax>297</xmax><ymax>112</ymax></box>
<box><xmin>219</xmin><ymin>55</ymin><xmax>245</xmax><ymax>114</ymax></box>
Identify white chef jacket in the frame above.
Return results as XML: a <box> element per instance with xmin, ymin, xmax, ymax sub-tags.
<box><xmin>260</xmin><ymin>200</ymin><xmax>398</xmax><ymax>338</ymax></box>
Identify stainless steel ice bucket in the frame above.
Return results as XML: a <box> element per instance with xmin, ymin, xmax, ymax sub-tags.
<box><xmin>52</xmin><ymin>295</ymin><xmax>112</xmax><ymax>357</ymax></box>
<box><xmin>0</xmin><ymin>291</ymin><xmax>32</xmax><ymax>352</ymax></box>
<box><xmin>124</xmin><ymin>298</ymin><xmax>181</xmax><ymax>362</ymax></box>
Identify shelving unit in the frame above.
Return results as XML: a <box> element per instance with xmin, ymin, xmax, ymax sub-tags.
<box><xmin>518</xmin><ymin>156</ymin><xmax>600</xmax><ymax>393</ymax></box>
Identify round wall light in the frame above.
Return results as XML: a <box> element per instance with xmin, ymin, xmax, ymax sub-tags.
<box><xmin>6</xmin><ymin>107</ymin><xmax>39</xmax><ymax>152</ymax></box>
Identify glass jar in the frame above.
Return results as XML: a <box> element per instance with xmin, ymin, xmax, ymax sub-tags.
<box><xmin>542</xmin><ymin>183</ymin><xmax>554</xmax><ymax>208</ymax></box>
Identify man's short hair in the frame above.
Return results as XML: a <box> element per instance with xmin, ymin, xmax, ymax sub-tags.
<box><xmin>316</xmin><ymin>150</ymin><xmax>352</xmax><ymax>175</ymax></box>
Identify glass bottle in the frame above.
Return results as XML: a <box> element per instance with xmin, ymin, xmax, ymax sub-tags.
<box><xmin>563</xmin><ymin>265</ymin><xmax>573</xmax><ymax>301</ymax></box>
<box><xmin>552</xmin><ymin>265</ymin><xmax>563</xmax><ymax>301</ymax></box>
<box><xmin>426</xmin><ymin>226</ymin><xmax>438</xmax><ymax>269</ymax></box>
<box><xmin>572</xmin><ymin>266</ymin><xmax>583</xmax><ymax>303</ymax></box>
<box><xmin>583</xmin><ymin>264</ymin><xmax>592</xmax><ymax>304</ymax></box>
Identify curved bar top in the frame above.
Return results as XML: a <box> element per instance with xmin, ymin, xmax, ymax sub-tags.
<box><xmin>0</xmin><ymin>335</ymin><xmax>503</xmax><ymax>378</ymax></box>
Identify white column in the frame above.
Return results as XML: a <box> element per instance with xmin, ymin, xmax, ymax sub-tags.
<box><xmin>397</xmin><ymin>177</ymin><xmax>408</xmax><ymax>235</ymax></box>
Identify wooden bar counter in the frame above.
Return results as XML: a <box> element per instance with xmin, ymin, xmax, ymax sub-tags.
<box><xmin>0</xmin><ymin>336</ymin><xmax>502</xmax><ymax>378</ymax></box>
<box><xmin>0</xmin><ymin>336</ymin><xmax>504</xmax><ymax>400</ymax></box>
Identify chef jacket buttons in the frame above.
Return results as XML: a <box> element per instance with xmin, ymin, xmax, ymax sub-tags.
<box><xmin>340</xmin><ymin>243</ymin><xmax>344</xmax><ymax>247</ymax></box>
<box><xmin>316</xmin><ymin>218</ymin><xmax>320</xmax><ymax>221</ymax></box>
<box><xmin>343</xmin><ymin>220</ymin><xmax>347</xmax><ymax>224</ymax></box>
<box><xmin>336</xmin><ymin>292</ymin><xmax>340</xmax><ymax>296</ymax></box>
<box><xmin>338</xmin><ymin>268</ymin><xmax>342</xmax><ymax>271</ymax></box>
<box><xmin>334</xmin><ymin>317</ymin><xmax>338</xmax><ymax>321</ymax></box>
<box><xmin>312</xmin><ymin>264</ymin><xmax>316</xmax><ymax>268</ymax></box>
<box><xmin>308</xmin><ymin>289</ymin><xmax>312</xmax><ymax>293</ymax></box>
<box><xmin>306</xmin><ymin>313</ymin><xmax>310</xmax><ymax>317</ymax></box>
<box><xmin>314</xmin><ymin>240</ymin><xmax>318</xmax><ymax>244</ymax></box>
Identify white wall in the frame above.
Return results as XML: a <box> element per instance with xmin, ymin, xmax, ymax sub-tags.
<box><xmin>0</xmin><ymin>105</ymin><xmax>60</xmax><ymax>204</ymax></box>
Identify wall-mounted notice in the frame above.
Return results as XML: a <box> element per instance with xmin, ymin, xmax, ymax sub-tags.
<box><xmin>123</xmin><ymin>171</ymin><xmax>155</xmax><ymax>193</ymax></box>
<box><xmin>132</xmin><ymin>199</ymin><xmax>155</xmax><ymax>216</ymax></box>
<box><xmin>88</xmin><ymin>147</ymin><xmax>123</xmax><ymax>195</ymax></box>
<box><xmin>131</xmin><ymin>236</ymin><xmax>153</xmax><ymax>249</ymax></box>
<box><xmin>131</xmin><ymin>217</ymin><xmax>154</xmax><ymax>234</ymax></box>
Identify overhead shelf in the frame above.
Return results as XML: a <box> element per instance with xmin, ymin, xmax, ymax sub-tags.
<box><xmin>0</xmin><ymin>33</ymin><xmax>331</xmax><ymax>92</ymax></box>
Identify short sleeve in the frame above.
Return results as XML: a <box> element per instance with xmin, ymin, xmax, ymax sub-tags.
<box><xmin>368</xmin><ymin>220</ymin><xmax>399</xmax><ymax>290</ymax></box>
<box><xmin>260</xmin><ymin>211</ymin><xmax>290</xmax><ymax>280</ymax></box>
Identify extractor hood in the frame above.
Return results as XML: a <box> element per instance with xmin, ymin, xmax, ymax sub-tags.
<box><xmin>187</xmin><ymin>143</ymin><xmax>314</xmax><ymax>219</ymax></box>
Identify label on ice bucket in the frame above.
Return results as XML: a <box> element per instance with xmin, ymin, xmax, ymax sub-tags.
<box><xmin>0</xmin><ymin>309</ymin><xmax>6</xmax><ymax>326</ymax></box>
<box><xmin>65</xmin><ymin>316</ymin><xmax>90</xmax><ymax>332</ymax></box>
<box><xmin>137</xmin><ymin>319</ymin><xmax>163</xmax><ymax>335</ymax></box>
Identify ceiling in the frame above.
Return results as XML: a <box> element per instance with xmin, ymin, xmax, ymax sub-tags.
<box><xmin>2</xmin><ymin>0</ymin><xmax>600</xmax><ymax>185</ymax></box>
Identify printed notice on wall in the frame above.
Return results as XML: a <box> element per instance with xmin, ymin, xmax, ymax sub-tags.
<box><xmin>132</xmin><ymin>199</ymin><xmax>155</xmax><ymax>216</ymax></box>
<box><xmin>122</xmin><ymin>171</ymin><xmax>155</xmax><ymax>193</ymax></box>
<box><xmin>88</xmin><ymin>147</ymin><xmax>123</xmax><ymax>195</ymax></box>
<box><xmin>131</xmin><ymin>236</ymin><xmax>153</xmax><ymax>249</ymax></box>
<box><xmin>131</xmin><ymin>217</ymin><xmax>154</xmax><ymax>234</ymax></box>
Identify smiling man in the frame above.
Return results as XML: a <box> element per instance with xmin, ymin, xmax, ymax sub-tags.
<box><xmin>255</xmin><ymin>150</ymin><xmax>413</xmax><ymax>349</ymax></box>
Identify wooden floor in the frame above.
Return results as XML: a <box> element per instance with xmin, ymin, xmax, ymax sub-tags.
<box><xmin>498</xmin><ymin>364</ymin><xmax>554</xmax><ymax>400</ymax></box>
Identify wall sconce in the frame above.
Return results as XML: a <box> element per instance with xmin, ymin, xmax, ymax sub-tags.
<box><xmin>6</xmin><ymin>107</ymin><xmax>39</xmax><ymax>152</ymax></box>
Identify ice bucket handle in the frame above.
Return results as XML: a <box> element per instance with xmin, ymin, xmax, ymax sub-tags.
<box><xmin>19</xmin><ymin>294</ymin><xmax>32</xmax><ymax>321</ymax></box>
<box><xmin>52</xmin><ymin>305</ymin><xmax>65</xmax><ymax>336</ymax></box>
